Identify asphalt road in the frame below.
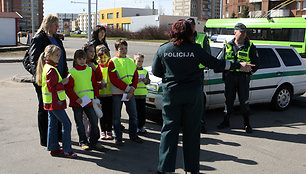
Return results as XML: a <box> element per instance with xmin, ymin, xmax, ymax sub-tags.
<box><xmin>1</xmin><ymin>38</ymin><xmax>306</xmax><ymax>173</ymax></box>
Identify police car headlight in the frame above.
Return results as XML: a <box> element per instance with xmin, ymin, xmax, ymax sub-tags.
<box><xmin>147</xmin><ymin>84</ymin><xmax>157</xmax><ymax>91</ymax></box>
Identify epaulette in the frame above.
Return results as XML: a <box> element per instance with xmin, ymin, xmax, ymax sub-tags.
<box><xmin>160</xmin><ymin>41</ymin><xmax>169</xmax><ymax>47</ymax></box>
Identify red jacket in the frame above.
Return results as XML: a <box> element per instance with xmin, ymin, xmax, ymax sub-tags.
<box><xmin>108</xmin><ymin>56</ymin><xmax>138</xmax><ymax>96</ymax></box>
<box><xmin>43</xmin><ymin>61</ymin><xmax>67</xmax><ymax>110</ymax></box>
<box><xmin>65</xmin><ymin>64</ymin><xmax>99</xmax><ymax>107</ymax></box>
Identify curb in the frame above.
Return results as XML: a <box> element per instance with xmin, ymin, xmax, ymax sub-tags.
<box><xmin>0</xmin><ymin>45</ymin><xmax>29</xmax><ymax>52</ymax></box>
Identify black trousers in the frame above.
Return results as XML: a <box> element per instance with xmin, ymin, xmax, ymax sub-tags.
<box><xmin>99</xmin><ymin>96</ymin><xmax>113</xmax><ymax>132</ymax></box>
<box><xmin>33</xmin><ymin>83</ymin><xmax>62</xmax><ymax>146</ymax></box>
<box><xmin>223</xmin><ymin>72</ymin><xmax>250</xmax><ymax>117</ymax></box>
<box><xmin>135</xmin><ymin>98</ymin><xmax>146</xmax><ymax>129</ymax></box>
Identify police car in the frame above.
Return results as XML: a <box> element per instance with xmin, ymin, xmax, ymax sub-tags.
<box><xmin>146</xmin><ymin>43</ymin><xmax>306</xmax><ymax>111</ymax></box>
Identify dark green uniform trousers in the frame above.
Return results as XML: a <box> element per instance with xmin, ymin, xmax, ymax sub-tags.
<box><xmin>157</xmin><ymin>86</ymin><xmax>203</xmax><ymax>172</ymax></box>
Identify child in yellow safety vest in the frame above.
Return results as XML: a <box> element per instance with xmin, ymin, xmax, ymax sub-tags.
<box><xmin>35</xmin><ymin>44</ymin><xmax>77</xmax><ymax>158</ymax></box>
<box><xmin>95</xmin><ymin>44</ymin><xmax>114</xmax><ymax>140</ymax></box>
<box><xmin>108</xmin><ymin>39</ymin><xmax>144</xmax><ymax>145</ymax></box>
<box><xmin>65</xmin><ymin>49</ymin><xmax>104</xmax><ymax>151</ymax></box>
<box><xmin>134</xmin><ymin>53</ymin><xmax>150</xmax><ymax>134</ymax></box>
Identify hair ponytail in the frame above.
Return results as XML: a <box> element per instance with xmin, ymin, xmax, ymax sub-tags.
<box><xmin>35</xmin><ymin>52</ymin><xmax>46</xmax><ymax>86</ymax></box>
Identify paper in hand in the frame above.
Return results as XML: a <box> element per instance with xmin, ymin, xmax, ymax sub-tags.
<box><xmin>121</xmin><ymin>93</ymin><xmax>129</xmax><ymax>101</ymax></box>
<box><xmin>139</xmin><ymin>73</ymin><xmax>145</xmax><ymax>79</ymax></box>
<box><xmin>80</xmin><ymin>95</ymin><xmax>91</xmax><ymax>107</ymax></box>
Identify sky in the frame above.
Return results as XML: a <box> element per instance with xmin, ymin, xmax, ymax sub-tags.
<box><xmin>44</xmin><ymin>0</ymin><xmax>173</xmax><ymax>16</ymax></box>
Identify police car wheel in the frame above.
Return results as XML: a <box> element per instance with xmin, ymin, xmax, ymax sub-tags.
<box><xmin>271</xmin><ymin>85</ymin><xmax>292</xmax><ymax>111</ymax></box>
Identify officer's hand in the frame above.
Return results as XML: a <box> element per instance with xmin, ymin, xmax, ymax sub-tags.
<box><xmin>128</xmin><ymin>87</ymin><xmax>135</xmax><ymax>94</ymax></box>
<box><xmin>61</xmin><ymin>78</ymin><xmax>69</xmax><ymax>85</ymax></box>
<box><xmin>240</xmin><ymin>62</ymin><xmax>255</xmax><ymax>72</ymax></box>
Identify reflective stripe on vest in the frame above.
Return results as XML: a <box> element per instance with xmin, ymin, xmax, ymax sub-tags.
<box><xmin>134</xmin><ymin>69</ymin><xmax>148</xmax><ymax>96</ymax></box>
<box><xmin>111</xmin><ymin>57</ymin><xmax>136</xmax><ymax>85</ymax></box>
<box><xmin>99</xmin><ymin>66</ymin><xmax>112</xmax><ymax>95</ymax></box>
<box><xmin>41</xmin><ymin>64</ymin><xmax>66</xmax><ymax>104</ymax></box>
<box><xmin>196</xmin><ymin>33</ymin><xmax>207</xmax><ymax>69</ymax></box>
<box><xmin>225</xmin><ymin>42</ymin><xmax>252</xmax><ymax>72</ymax></box>
<box><xmin>68</xmin><ymin>66</ymin><xmax>94</xmax><ymax>99</ymax></box>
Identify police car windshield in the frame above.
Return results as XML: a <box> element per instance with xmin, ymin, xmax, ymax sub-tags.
<box><xmin>211</xmin><ymin>47</ymin><xmax>222</xmax><ymax>57</ymax></box>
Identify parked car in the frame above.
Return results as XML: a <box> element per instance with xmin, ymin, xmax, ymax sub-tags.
<box><xmin>57</xmin><ymin>33</ymin><xmax>64</xmax><ymax>40</ymax></box>
<box><xmin>73</xmin><ymin>30</ymin><xmax>82</xmax><ymax>34</ymax></box>
<box><xmin>146</xmin><ymin>43</ymin><xmax>306</xmax><ymax>111</ymax></box>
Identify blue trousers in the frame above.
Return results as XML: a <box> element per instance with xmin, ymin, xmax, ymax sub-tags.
<box><xmin>47</xmin><ymin>110</ymin><xmax>72</xmax><ymax>153</ymax></box>
<box><xmin>112</xmin><ymin>95</ymin><xmax>138</xmax><ymax>140</ymax></box>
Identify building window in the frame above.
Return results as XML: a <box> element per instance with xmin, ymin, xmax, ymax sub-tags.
<box><xmin>297</xmin><ymin>2</ymin><xmax>300</xmax><ymax>10</ymax></box>
<box><xmin>303</xmin><ymin>1</ymin><xmax>306</xmax><ymax>10</ymax></box>
<box><xmin>238</xmin><ymin>6</ymin><xmax>241</xmax><ymax>13</ymax></box>
<box><xmin>226</xmin><ymin>0</ymin><xmax>229</xmax><ymax>4</ymax></box>
<box><xmin>102</xmin><ymin>14</ymin><xmax>104</xmax><ymax>19</ymax></box>
<box><xmin>226</xmin><ymin>7</ymin><xmax>229</xmax><ymax>18</ymax></box>
<box><xmin>116</xmin><ymin>12</ymin><xmax>119</xmax><ymax>18</ymax></box>
<box><xmin>122</xmin><ymin>23</ymin><xmax>130</xmax><ymax>31</ymax></box>
<box><xmin>107</xmin><ymin>13</ymin><xmax>113</xmax><ymax>19</ymax></box>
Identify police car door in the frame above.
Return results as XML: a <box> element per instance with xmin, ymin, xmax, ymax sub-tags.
<box><xmin>249</xmin><ymin>47</ymin><xmax>284</xmax><ymax>102</ymax></box>
<box><xmin>204</xmin><ymin>45</ymin><xmax>225</xmax><ymax>109</ymax></box>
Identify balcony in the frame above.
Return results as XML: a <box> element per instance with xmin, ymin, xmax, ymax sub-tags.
<box><xmin>270</xmin><ymin>9</ymin><xmax>290</xmax><ymax>17</ymax></box>
<box><xmin>249</xmin><ymin>0</ymin><xmax>262</xmax><ymax>3</ymax></box>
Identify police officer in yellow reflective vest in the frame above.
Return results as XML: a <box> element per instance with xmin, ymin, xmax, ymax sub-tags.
<box><xmin>187</xmin><ymin>17</ymin><xmax>211</xmax><ymax>133</ymax></box>
<box><xmin>216</xmin><ymin>23</ymin><xmax>259</xmax><ymax>133</ymax></box>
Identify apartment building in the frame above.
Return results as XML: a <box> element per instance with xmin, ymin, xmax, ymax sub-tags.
<box><xmin>173</xmin><ymin>0</ymin><xmax>221</xmax><ymax>19</ymax></box>
<box><xmin>223</xmin><ymin>0</ymin><xmax>306</xmax><ymax>19</ymax></box>
<box><xmin>0</xmin><ymin>0</ymin><xmax>43</xmax><ymax>31</ymax></box>
<box><xmin>55</xmin><ymin>13</ymin><xmax>78</xmax><ymax>33</ymax></box>
<box><xmin>77</xmin><ymin>12</ymin><xmax>99</xmax><ymax>33</ymax></box>
<box><xmin>99</xmin><ymin>8</ymin><xmax>158</xmax><ymax>31</ymax></box>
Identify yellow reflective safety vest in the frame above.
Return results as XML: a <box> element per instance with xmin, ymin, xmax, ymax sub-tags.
<box><xmin>225</xmin><ymin>42</ymin><xmax>252</xmax><ymax>72</ymax></box>
<box><xmin>68</xmin><ymin>66</ymin><xmax>94</xmax><ymax>99</ymax></box>
<box><xmin>134</xmin><ymin>69</ymin><xmax>148</xmax><ymax>96</ymax></box>
<box><xmin>111</xmin><ymin>57</ymin><xmax>136</xmax><ymax>85</ymax></box>
<box><xmin>99</xmin><ymin>66</ymin><xmax>112</xmax><ymax>95</ymax></box>
<box><xmin>196</xmin><ymin>33</ymin><xmax>207</xmax><ymax>69</ymax></box>
<box><xmin>42</xmin><ymin>64</ymin><xmax>66</xmax><ymax>104</ymax></box>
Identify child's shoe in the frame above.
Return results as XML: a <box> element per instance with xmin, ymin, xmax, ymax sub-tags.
<box><xmin>115</xmin><ymin>139</ymin><xmax>124</xmax><ymax>146</ymax></box>
<box><xmin>106</xmin><ymin>131</ymin><xmax>114</xmax><ymax>140</ymax></box>
<box><xmin>101</xmin><ymin>131</ymin><xmax>107</xmax><ymax>140</ymax></box>
<box><xmin>64</xmin><ymin>152</ymin><xmax>78</xmax><ymax>158</ymax></box>
<box><xmin>50</xmin><ymin>148</ymin><xmax>64</xmax><ymax>156</ymax></box>
<box><xmin>81</xmin><ymin>144</ymin><xmax>90</xmax><ymax>151</ymax></box>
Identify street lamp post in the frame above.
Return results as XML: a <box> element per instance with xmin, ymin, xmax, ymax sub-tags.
<box><xmin>31</xmin><ymin>0</ymin><xmax>35</xmax><ymax>34</ymax></box>
<box><xmin>88</xmin><ymin>0</ymin><xmax>91</xmax><ymax>41</ymax></box>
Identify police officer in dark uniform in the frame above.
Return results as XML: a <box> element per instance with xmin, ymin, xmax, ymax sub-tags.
<box><xmin>217</xmin><ymin>23</ymin><xmax>259</xmax><ymax>133</ymax></box>
<box><xmin>186</xmin><ymin>17</ymin><xmax>211</xmax><ymax>133</ymax></box>
<box><xmin>153</xmin><ymin>19</ymin><xmax>253</xmax><ymax>174</ymax></box>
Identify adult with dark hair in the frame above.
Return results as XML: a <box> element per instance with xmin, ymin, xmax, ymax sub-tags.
<box><xmin>28</xmin><ymin>14</ymin><xmax>68</xmax><ymax>147</ymax></box>
<box><xmin>153</xmin><ymin>19</ymin><xmax>253</xmax><ymax>174</ymax></box>
<box><xmin>91</xmin><ymin>25</ymin><xmax>110</xmax><ymax>58</ymax></box>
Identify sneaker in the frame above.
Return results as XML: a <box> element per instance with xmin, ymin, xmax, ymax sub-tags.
<box><xmin>64</xmin><ymin>152</ymin><xmax>78</xmax><ymax>158</ymax></box>
<box><xmin>50</xmin><ymin>148</ymin><xmax>64</xmax><ymax>156</ymax></box>
<box><xmin>245</xmin><ymin>125</ymin><xmax>253</xmax><ymax>133</ymax></box>
<box><xmin>94</xmin><ymin>142</ymin><xmax>104</xmax><ymax>151</ymax></box>
<box><xmin>101</xmin><ymin>132</ymin><xmax>107</xmax><ymax>140</ymax></box>
<box><xmin>81</xmin><ymin>144</ymin><xmax>90</xmax><ymax>151</ymax></box>
<box><xmin>130</xmin><ymin>136</ymin><xmax>143</xmax><ymax>144</ymax></box>
<box><xmin>106</xmin><ymin>131</ymin><xmax>114</xmax><ymax>140</ymax></box>
<box><xmin>115</xmin><ymin>139</ymin><xmax>124</xmax><ymax>146</ymax></box>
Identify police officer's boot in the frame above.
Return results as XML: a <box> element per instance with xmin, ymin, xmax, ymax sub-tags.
<box><xmin>243</xmin><ymin>116</ymin><xmax>252</xmax><ymax>133</ymax></box>
<box><xmin>217</xmin><ymin>114</ymin><xmax>230</xmax><ymax>129</ymax></box>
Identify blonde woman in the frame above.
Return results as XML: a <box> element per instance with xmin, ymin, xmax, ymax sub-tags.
<box><xmin>28</xmin><ymin>14</ymin><xmax>68</xmax><ymax>147</ymax></box>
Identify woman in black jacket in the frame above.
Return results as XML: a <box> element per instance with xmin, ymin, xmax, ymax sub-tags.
<box><xmin>28</xmin><ymin>14</ymin><xmax>68</xmax><ymax>147</ymax></box>
<box><xmin>91</xmin><ymin>25</ymin><xmax>110</xmax><ymax>59</ymax></box>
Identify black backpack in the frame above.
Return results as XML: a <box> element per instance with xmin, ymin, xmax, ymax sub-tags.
<box><xmin>22</xmin><ymin>49</ymin><xmax>33</xmax><ymax>75</ymax></box>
